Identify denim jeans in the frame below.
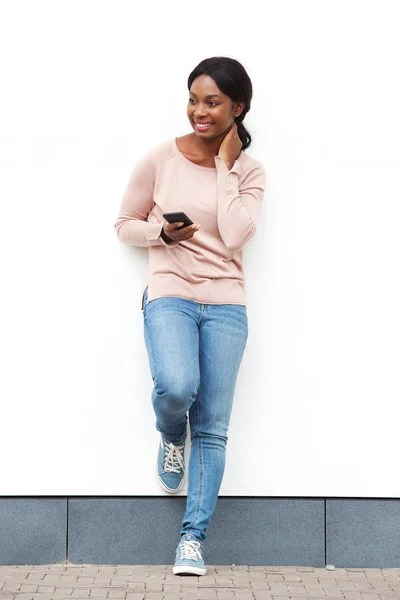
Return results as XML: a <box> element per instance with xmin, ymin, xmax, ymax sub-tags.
<box><xmin>141</xmin><ymin>286</ymin><xmax>248</xmax><ymax>542</ymax></box>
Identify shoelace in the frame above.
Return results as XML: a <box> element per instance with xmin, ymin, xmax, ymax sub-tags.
<box><xmin>178</xmin><ymin>539</ymin><xmax>202</xmax><ymax>561</ymax></box>
<box><xmin>163</xmin><ymin>440</ymin><xmax>184</xmax><ymax>473</ymax></box>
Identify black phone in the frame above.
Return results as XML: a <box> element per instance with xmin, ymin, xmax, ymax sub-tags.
<box><xmin>162</xmin><ymin>211</ymin><xmax>194</xmax><ymax>230</ymax></box>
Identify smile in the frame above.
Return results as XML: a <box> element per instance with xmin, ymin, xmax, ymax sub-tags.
<box><xmin>195</xmin><ymin>122</ymin><xmax>213</xmax><ymax>130</ymax></box>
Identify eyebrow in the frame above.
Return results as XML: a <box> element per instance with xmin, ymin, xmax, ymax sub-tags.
<box><xmin>189</xmin><ymin>92</ymin><xmax>223</xmax><ymax>99</ymax></box>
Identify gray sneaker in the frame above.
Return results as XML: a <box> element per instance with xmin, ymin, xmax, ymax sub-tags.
<box><xmin>157</xmin><ymin>434</ymin><xmax>186</xmax><ymax>493</ymax></box>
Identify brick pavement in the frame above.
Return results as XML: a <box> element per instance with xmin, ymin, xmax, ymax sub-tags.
<box><xmin>1</xmin><ymin>565</ymin><xmax>400</xmax><ymax>600</ymax></box>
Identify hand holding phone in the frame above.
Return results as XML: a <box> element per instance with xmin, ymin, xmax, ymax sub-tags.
<box><xmin>162</xmin><ymin>211</ymin><xmax>201</xmax><ymax>243</ymax></box>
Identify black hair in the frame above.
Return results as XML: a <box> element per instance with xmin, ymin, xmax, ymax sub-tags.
<box><xmin>187</xmin><ymin>56</ymin><xmax>253</xmax><ymax>150</ymax></box>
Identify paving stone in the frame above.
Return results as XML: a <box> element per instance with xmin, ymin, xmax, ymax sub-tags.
<box><xmin>36</xmin><ymin>586</ymin><xmax>56</xmax><ymax>593</ymax></box>
<box><xmin>250</xmin><ymin>581</ymin><xmax>270</xmax><ymax>591</ymax></box>
<box><xmin>70</xmin><ymin>589</ymin><xmax>91</xmax><ymax>597</ymax></box>
<box><xmin>127</xmin><ymin>583</ymin><xmax>146</xmax><ymax>592</ymax></box>
<box><xmin>0</xmin><ymin>585</ymin><xmax>21</xmax><ymax>593</ymax></box>
<box><xmin>19</xmin><ymin>585</ymin><xmax>39</xmax><ymax>593</ymax></box>
<box><xmin>195</xmin><ymin>589</ymin><xmax>218</xmax><ymax>598</ymax></box>
<box><xmin>339</xmin><ymin>593</ymin><xmax>362</xmax><ymax>600</ymax></box>
<box><xmin>320</xmin><ymin>586</ymin><xmax>344</xmax><ymax>597</ymax></box>
<box><xmin>252</xmin><ymin>593</ymin><xmax>274</xmax><ymax>600</ymax></box>
<box><xmin>52</xmin><ymin>587</ymin><xmax>74</xmax><ymax>596</ymax></box>
<box><xmin>216</xmin><ymin>590</ymin><xmax>236</xmax><ymax>598</ymax></box>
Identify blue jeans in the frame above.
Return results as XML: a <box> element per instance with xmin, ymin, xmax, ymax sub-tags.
<box><xmin>142</xmin><ymin>287</ymin><xmax>248</xmax><ymax>542</ymax></box>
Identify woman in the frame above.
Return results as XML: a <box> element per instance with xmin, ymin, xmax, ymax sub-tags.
<box><xmin>114</xmin><ymin>56</ymin><xmax>265</xmax><ymax>575</ymax></box>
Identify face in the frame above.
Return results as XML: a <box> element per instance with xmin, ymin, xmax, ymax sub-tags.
<box><xmin>187</xmin><ymin>74</ymin><xmax>245</xmax><ymax>139</ymax></box>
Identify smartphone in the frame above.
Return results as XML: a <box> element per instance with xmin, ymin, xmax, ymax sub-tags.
<box><xmin>162</xmin><ymin>211</ymin><xmax>194</xmax><ymax>230</ymax></box>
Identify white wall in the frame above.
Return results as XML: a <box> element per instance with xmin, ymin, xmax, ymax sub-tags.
<box><xmin>1</xmin><ymin>0</ymin><xmax>399</xmax><ymax>497</ymax></box>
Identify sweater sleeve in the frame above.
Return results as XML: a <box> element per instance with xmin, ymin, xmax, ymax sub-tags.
<box><xmin>214</xmin><ymin>155</ymin><xmax>265</xmax><ymax>253</ymax></box>
<box><xmin>114</xmin><ymin>150</ymin><xmax>179</xmax><ymax>248</ymax></box>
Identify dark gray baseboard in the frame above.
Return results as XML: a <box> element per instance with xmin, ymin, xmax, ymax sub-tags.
<box><xmin>326</xmin><ymin>499</ymin><xmax>400</xmax><ymax>567</ymax></box>
<box><xmin>0</xmin><ymin>498</ymin><xmax>399</xmax><ymax>567</ymax></box>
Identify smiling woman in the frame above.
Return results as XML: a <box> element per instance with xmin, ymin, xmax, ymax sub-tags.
<box><xmin>180</xmin><ymin>75</ymin><xmax>244</xmax><ymax>169</ymax></box>
<box><xmin>114</xmin><ymin>56</ymin><xmax>265</xmax><ymax>576</ymax></box>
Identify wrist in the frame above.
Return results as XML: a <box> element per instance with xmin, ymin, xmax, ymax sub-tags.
<box><xmin>160</xmin><ymin>227</ymin><xmax>173</xmax><ymax>244</ymax></box>
<box><xmin>218</xmin><ymin>154</ymin><xmax>234</xmax><ymax>170</ymax></box>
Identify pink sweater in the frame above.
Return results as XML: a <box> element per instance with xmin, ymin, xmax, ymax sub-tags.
<box><xmin>114</xmin><ymin>138</ymin><xmax>265</xmax><ymax>306</ymax></box>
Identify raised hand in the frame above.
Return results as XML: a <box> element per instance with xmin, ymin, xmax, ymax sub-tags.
<box><xmin>218</xmin><ymin>122</ymin><xmax>243</xmax><ymax>170</ymax></box>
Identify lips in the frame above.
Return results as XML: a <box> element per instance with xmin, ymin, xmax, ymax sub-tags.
<box><xmin>194</xmin><ymin>121</ymin><xmax>213</xmax><ymax>131</ymax></box>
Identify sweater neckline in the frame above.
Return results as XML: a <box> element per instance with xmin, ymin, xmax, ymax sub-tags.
<box><xmin>173</xmin><ymin>138</ymin><xmax>217</xmax><ymax>171</ymax></box>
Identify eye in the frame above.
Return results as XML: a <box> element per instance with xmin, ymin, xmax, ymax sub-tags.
<box><xmin>188</xmin><ymin>98</ymin><xmax>219</xmax><ymax>107</ymax></box>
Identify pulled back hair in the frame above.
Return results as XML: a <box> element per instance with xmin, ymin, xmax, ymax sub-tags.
<box><xmin>187</xmin><ymin>56</ymin><xmax>253</xmax><ymax>150</ymax></box>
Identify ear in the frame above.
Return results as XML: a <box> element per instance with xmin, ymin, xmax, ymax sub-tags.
<box><xmin>233</xmin><ymin>101</ymin><xmax>246</xmax><ymax>118</ymax></box>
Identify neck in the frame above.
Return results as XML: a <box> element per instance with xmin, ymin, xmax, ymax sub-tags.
<box><xmin>190</xmin><ymin>131</ymin><xmax>227</xmax><ymax>158</ymax></box>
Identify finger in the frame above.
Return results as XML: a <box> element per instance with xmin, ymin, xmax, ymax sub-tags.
<box><xmin>164</xmin><ymin>222</ymin><xmax>183</xmax><ymax>231</ymax></box>
<box><xmin>183</xmin><ymin>231</ymin><xmax>197</xmax><ymax>240</ymax></box>
<box><xmin>179</xmin><ymin>223</ymin><xmax>198</xmax><ymax>232</ymax></box>
<box><xmin>178</xmin><ymin>232</ymin><xmax>194</xmax><ymax>240</ymax></box>
<box><xmin>178</xmin><ymin>226</ymin><xmax>199</xmax><ymax>239</ymax></box>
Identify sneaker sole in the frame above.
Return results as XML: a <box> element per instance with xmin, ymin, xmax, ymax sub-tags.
<box><xmin>173</xmin><ymin>565</ymin><xmax>206</xmax><ymax>576</ymax></box>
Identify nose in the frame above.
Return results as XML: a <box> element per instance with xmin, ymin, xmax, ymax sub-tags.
<box><xmin>193</xmin><ymin>102</ymin><xmax>209</xmax><ymax>119</ymax></box>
